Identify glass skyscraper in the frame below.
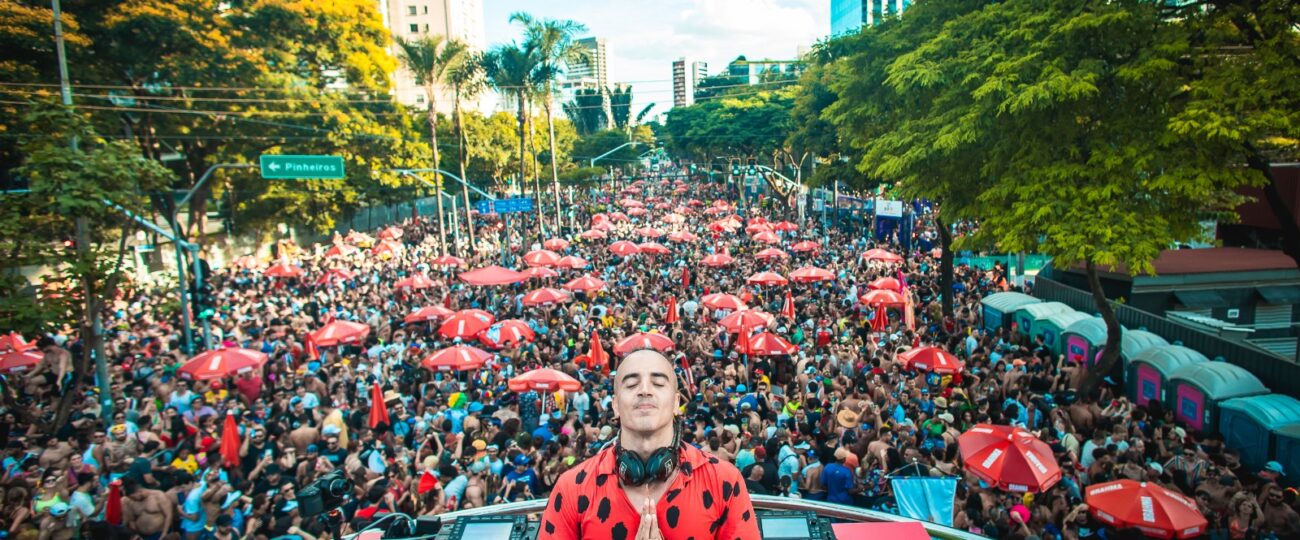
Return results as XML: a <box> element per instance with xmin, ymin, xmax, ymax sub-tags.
<box><xmin>830</xmin><ymin>0</ymin><xmax>912</xmax><ymax>35</ymax></box>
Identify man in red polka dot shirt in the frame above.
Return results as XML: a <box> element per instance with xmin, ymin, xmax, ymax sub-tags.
<box><xmin>540</xmin><ymin>350</ymin><xmax>759</xmax><ymax>540</ymax></box>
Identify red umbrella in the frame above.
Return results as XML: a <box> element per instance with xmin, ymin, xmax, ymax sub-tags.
<box><xmin>620</xmin><ymin>198</ymin><xmax>645</xmax><ymax>208</ymax></box>
<box><xmin>745</xmin><ymin>222</ymin><xmax>773</xmax><ymax>234</ymax></box>
<box><xmin>861</xmin><ymin>289</ymin><xmax>907</xmax><ymax>306</ymax></box>
<box><xmin>702</xmin><ymin>293</ymin><xmax>748</xmax><ymax>311</ymax></box>
<box><xmin>371</xmin><ymin>240</ymin><xmax>403</xmax><ymax>257</ymax></box>
<box><xmin>613</xmin><ymin>332</ymin><xmax>676</xmax><ymax>356</ymax></box>
<box><xmin>638</xmin><ymin>242</ymin><xmax>670</xmax><ymax>255</ymax></box>
<box><xmin>0</xmin><ymin>332</ymin><xmax>33</xmax><ymax>353</ymax></box>
<box><xmin>422</xmin><ymin>345</ymin><xmax>492</xmax><ymax>372</ymax></box>
<box><xmin>393</xmin><ymin>273</ymin><xmax>437</xmax><ymax>290</ymax></box>
<box><xmin>661</xmin><ymin>213</ymin><xmax>686</xmax><ymax>224</ymax></box>
<box><xmin>459</xmin><ymin>265</ymin><xmax>525</xmax><ymax>286</ymax></box>
<box><xmin>751</xmin><ymin>230</ymin><xmax>781</xmax><ymax>244</ymax></box>
<box><xmin>105</xmin><ymin>480</ymin><xmax>123</xmax><ymax>525</ymax></box>
<box><xmin>588</xmin><ymin>330</ymin><xmax>610</xmax><ymax>372</ymax></box>
<box><xmin>0</xmin><ymin>349</ymin><xmax>42</xmax><ymax>374</ymax></box>
<box><xmin>508</xmin><ymin>368</ymin><xmax>581</xmax><ymax>393</ymax></box>
<box><xmin>478</xmin><ymin>320</ymin><xmax>535</xmax><ymax>349</ymax></box>
<box><xmin>555</xmin><ymin>255</ymin><xmax>590</xmax><ymax>270</ymax></box>
<box><xmin>522</xmin><ymin>287</ymin><xmax>571</xmax><ymax>306</ymax></box>
<box><xmin>543</xmin><ymin>238</ymin><xmax>570</xmax><ymax>251</ymax></box>
<box><xmin>377</xmin><ymin>226</ymin><xmax>403</xmax><ymax>240</ymax></box>
<box><xmin>309</xmin><ymin>321</ymin><xmax>370</xmax><ymax>347</ymax></box>
<box><xmin>665</xmin><ymin>296</ymin><xmax>679</xmax><ymax>324</ymax></box>
<box><xmin>219</xmin><ymin>413</ymin><xmax>241</xmax><ymax>469</ymax></box>
<box><xmin>746</xmin><ymin>271</ymin><xmax>789</xmax><ymax>286</ymax></box>
<box><xmin>898</xmin><ymin>346</ymin><xmax>964</xmax><ymax>374</ymax></box>
<box><xmin>719</xmin><ymin>310</ymin><xmax>776</xmax><ymax>332</ymax></box>
<box><xmin>430</xmin><ymin>255</ymin><xmax>466</xmax><ymax>268</ymax></box>
<box><xmin>578</xmin><ymin>229</ymin><xmax>608</xmax><ymax>240</ymax></box>
<box><xmin>667</xmin><ymin>230</ymin><xmax>699</xmax><ymax>243</ymax></box>
<box><xmin>627</xmin><ymin>207</ymin><xmax>649</xmax><ymax>217</ymax></box>
<box><xmin>264</xmin><ymin>261</ymin><xmax>305</xmax><ymax>278</ymax></box>
<box><xmin>324</xmin><ymin>243</ymin><xmax>358</xmax><ymax>258</ymax></box>
<box><xmin>781</xmin><ymin>290</ymin><xmax>796</xmax><ymax>318</ymax></box>
<box><xmin>871</xmin><ymin>305</ymin><xmax>891</xmax><ymax>331</ymax></box>
<box><xmin>688</xmin><ymin>199</ymin><xmax>705</xmax><ymax>207</ymax></box>
<box><xmin>790</xmin><ymin>240</ymin><xmax>821</xmax><ymax>253</ymax></box>
<box><xmin>958</xmin><ymin>424</ymin><xmax>1062</xmax><ymax>493</ymax></box>
<box><xmin>739</xmin><ymin>332</ymin><xmax>798</xmax><ymax>356</ymax></box>
<box><xmin>635</xmin><ymin>227</ymin><xmax>665</xmax><ymax>238</ymax></box>
<box><xmin>701</xmin><ymin>253</ymin><xmax>735</xmax><ymax>267</ymax></box>
<box><xmin>404</xmin><ymin>306</ymin><xmax>454</xmax><ymax>324</ymax></box>
<box><xmin>593</xmin><ymin>220</ymin><xmax>616</xmax><ymax>231</ymax></box>
<box><xmin>1086</xmin><ymin>480</ymin><xmax>1208</xmax><ymax>539</ymax></box>
<box><xmin>314</xmin><ymin>268</ymin><xmax>357</xmax><ymax>286</ymax></box>
<box><xmin>789</xmin><ymin>266</ymin><xmax>835</xmax><ymax>283</ymax></box>
<box><xmin>609</xmin><ymin>241</ymin><xmax>642</xmax><ymax>257</ymax></box>
<box><xmin>772</xmin><ymin>221</ymin><xmax>799</xmax><ymax>232</ymax></box>
<box><xmin>523</xmin><ymin>249</ymin><xmax>562</xmax><ymax>267</ymax></box>
<box><xmin>563</xmin><ymin>274</ymin><xmax>606</xmax><ymax>293</ymax></box>
<box><xmin>755</xmin><ymin>247</ymin><xmax>789</xmax><ymax>261</ymax></box>
<box><xmin>438</xmin><ymin>309</ymin><xmax>495</xmax><ymax>339</ymax></box>
<box><xmin>607</xmin><ymin>212</ymin><xmax>629</xmax><ymax>223</ymax></box>
<box><xmin>523</xmin><ymin>266</ymin><xmax>559</xmax><ymax>280</ymax></box>
<box><xmin>345</xmin><ymin>231</ymin><xmax>375</xmax><ymax>245</ymax></box>
<box><xmin>869</xmin><ymin>277</ymin><xmax>903</xmax><ymax>291</ymax></box>
<box><xmin>368</xmin><ymin>382</ymin><xmax>390</xmax><ymax>429</ymax></box>
<box><xmin>231</xmin><ymin>255</ymin><xmax>262</xmax><ymax>270</ymax></box>
<box><xmin>178</xmin><ymin>348</ymin><xmax>268</xmax><ymax>381</ymax></box>
<box><xmin>864</xmin><ymin>248</ymin><xmax>903</xmax><ymax>263</ymax></box>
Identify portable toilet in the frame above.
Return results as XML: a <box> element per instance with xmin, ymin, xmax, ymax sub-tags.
<box><xmin>1013</xmin><ymin>302</ymin><xmax>1073</xmax><ymax>340</ymax></box>
<box><xmin>1037</xmin><ymin>311</ymin><xmax>1090</xmax><ymax>355</ymax></box>
<box><xmin>1063</xmin><ymin>316</ymin><xmax>1110</xmax><ymax>367</ymax></box>
<box><xmin>1218</xmin><ymin>395</ymin><xmax>1300</xmax><ymax>469</ymax></box>
<box><xmin>1168</xmin><ymin>361</ymin><xmax>1268</xmax><ymax>433</ymax></box>
<box><xmin>1127</xmin><ymin>345</ymin><xmax>1207</xmax><ymax>408</ymax></box>
<box><xmin>1120</xmin><ymin>330</ymin><xmax>1167</xmax><ymax>366</ymax></box>
<box><xmin>980</xmin><ymin>292</ymin><xmax>1041</xmax><ymax>333</ymax></box>
<box><xmin>1271</xmin><ymin>424</ymin><xmax>1300</xmax><ymax>485</ymax></box>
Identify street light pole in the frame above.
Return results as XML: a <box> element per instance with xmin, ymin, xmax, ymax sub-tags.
<box><xmin>390</xmin><ymin>169</ymin><xmax>486</xmax><ymax>255</ymax></box>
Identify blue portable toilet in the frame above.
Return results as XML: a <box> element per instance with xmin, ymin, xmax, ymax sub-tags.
<box><xmin>1271</xmin><ymin>424</ymin><xmax>1300</xmax><ymax>484</ymax></box>
<box><xmin>1013</xmin><ymin>302</ymin><xmax>1073</xmax><ymax>340</ymax></box>
<box><xmin>1168</xmin><ymin>362</ymin><xmax>1268</xmax><ymax>434</ymax></box>
<box><xmin>1218</xmin><ymin>395</ymin><xmax>1300</xmax><ymax>469</ymax></box>
<box><xmin>980</xmin><ymin>292</ymin><xmax>1041</xmax><ymax>333</ymax></box>
<box><xmin>1127</xmin><ymin>345</ymin><xmax>1207</xmax><ymax>408</ymax></box>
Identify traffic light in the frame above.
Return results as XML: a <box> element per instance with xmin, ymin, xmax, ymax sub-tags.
<box><xmin>730</xmin><ymin>159</ymin><xmax>740</xmax><ymax>176</ymax></box>
<box><xmin>746</xmin><ymin>158</ymin><xmax>757</xmax><ymax>175</ymax></box>
<box><xmin>191</xmin><ymin>283</ymin><xmax>216</xmax><ymax>320</ymax></box>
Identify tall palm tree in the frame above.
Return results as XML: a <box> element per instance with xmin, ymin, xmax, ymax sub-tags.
<box><xmin>512</xmin><ymin>13</ymin><xmax>589</xmax><ymax>233</ymax></box>
<box><xmin>395</xmin><ymin>35</ymin><xmax>465</xmax><ymax>255</ymax></box>
<box><xmin>447</xmin><ymin>47</ymin><xmax>486</xmax><ymax>250</ymax></box>
<box><xmin>483</xmin><ymin>42</ymin><xmax>540</xmax><ymax>203</ymax></box>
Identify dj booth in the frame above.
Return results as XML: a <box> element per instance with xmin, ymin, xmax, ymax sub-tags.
<box><xmin>358</xmin><ymin>495</ymin><xmax>985</xmax><ymax>540</ymax></box>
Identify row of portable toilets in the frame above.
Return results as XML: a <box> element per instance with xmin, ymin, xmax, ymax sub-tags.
<box><xmin>981</xmin><ymin>292</ymin><xmax>1300</xmax><ymax>479</ymax></box>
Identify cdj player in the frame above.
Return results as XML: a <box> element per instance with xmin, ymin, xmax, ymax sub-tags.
<box><xmin>425</xmin><ymin>511</ymin><xmax>832</xmax><ymax>540</ymax></box>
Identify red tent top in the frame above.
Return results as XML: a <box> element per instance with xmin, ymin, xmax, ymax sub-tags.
<box><xmin>897</xmin><ymin>346</ymin><xmax>964</xmax><ymax>374</ymax></box>
<box><xmin>459</xmin><ymin>265</ymin><xmax>525</xmax><ymax>286</ymax></box>
<box><xmin>523</xmin><ymin>266</ymin><xmax>560</xmax><ymax>280</ymax></box>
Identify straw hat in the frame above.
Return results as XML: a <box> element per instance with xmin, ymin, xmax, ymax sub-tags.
<box><xmin>837</xmin><ymin>409</ymin><xmax>861</xmax><ymax>429</ymax></box>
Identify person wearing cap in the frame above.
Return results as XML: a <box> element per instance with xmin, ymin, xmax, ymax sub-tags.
<box><xmin>823</xmin><ymin>447</ymin><xmax>854</xmax><ymax>505</ymax></box>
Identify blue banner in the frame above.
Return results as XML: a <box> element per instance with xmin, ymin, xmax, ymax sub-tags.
<box><xmin>890</xmin><ymin>476</ymin><xmax>957</xmax><ymax>527</ymax></box>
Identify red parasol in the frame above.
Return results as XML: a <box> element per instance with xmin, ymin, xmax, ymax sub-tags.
<box><xmin>438</xmin><ymin>309</ymin><xmax>495</xmax><ymax>339</ymax></box>
<box><xmin>627</xmin><ymin>207</ymin><xmax>649</xmax><ymax>217</ymax></box>
<box><xmin>219</xmin><ymin>413</ymin><xmax>241</xmax><ymax>468</ymax></box>
<box><xmin>314</xmin><ymin>268</ymin><xmax>357</xmax><ymax>286</ymax></box>
<box><xmin>620</xmin><ymin>198</ymin><xmax>645</xmax><ymax>208</ymax></box>
<box><xmin>790</xmin><ymin>240</ymin><xmax>820</xmax><ymax>253</ymax></box>
<box><xmin>665</xmin><ymin>296</ymin><xmax>679</xmax><ymax>324</ymax></box>
<box><xmin>178</xmin><ymin>348</ymin><xmax>268</xmax><ymax>381</ymax></box>
<box><xmin>478</xmin><ymin>319</ymin><xmax>536</xmax><ymax>349</ymax></box>
<box><xmin>701</xmin><ymin>253</ymin><xmax>735</xmax><ymax>267</ymax></box>
<box><xmin>666</xmin><ymin>230</ymin><xmax>700</xmax><ymax>243</ymax></box>
<box><xmin>377</xmin><ymin>226</ymin><xmax>403</xmax><ymax>240</ymax></box>
<box><xmin>755</xmin><ymin>247</ymin><xmax>790</xmax><ymax>261</ymax></box>
<box><xmin>613</xmin><ymin>332</ymin><xmax>676</xmax><ymax>356</ymax></box>
<box><xmin>607</xmin><ymin>213</ymin><xmax>629</xmax><ymax>223</ymax></box>
<box><xmin>958</xmin><ymin>424</ymin><xmax>1062</xmax><ymax>493</ymax></box>
<box><xmin>309</xmin><ymin>320</ymin><xmax>370</xmax><ymax>347</ymax></box>
<box><xmin>324</xmin><ymin>243</ymin><xmax>358</xmax><ymax>258</ymax></box>
<box><xmin>688</xmin><ymin>199</ymin><xmax>705</xmax><ymax>207</ymax></box>
<box><xmin>371</xmin><ymin>240</ymin><xmax>404</xmax><ymax>257</ymax></box>
<box><xmin>0</xmin><ymin>349</ymin><xmax>42</xmax><ymax>374</ymax></box>
<box><xmin>404</xmin><ymin>306</ymin><xmax>454</xmax><ymax>324</ymax></box>
<box><xmin>459</xmin><ymin>265</ymin><xmax>526</xmax><ymax>286</ymax></box>
<box><xmin>578</xmin><ymin>229</ymin><xmax>608</xmax><ymax>240</ymax></box>
<box><xmin>638</xmin><ymin>242</ymin><xmax>670</xmax><ymax>255</ymax></box>
<box><xmin>609</xmin><ymin>241</ymin><xmax>642</xmax><ymax>257</ymax></box>
<box><xmin>0</xmin><ymin>332</ymin><xmax>33</xmax><ymax>353</ymax></box>
<box><xmin>661</xmin><ymin>213</ymin><xmax>686</xmax><ymax>224</ymax></box>
<box><xmin>751</xmin><ymin>230</ymin><xmax>781</xmax><ymax>244</ymax></box>
<box><xmin>523</xmin><ymin>266</ymin><xmax>560</xmax><ymax>280</ymax></box>
<box><xmin>231</xmin><ymin>255</ymin><xmax>262</xmax><ymax>270</ymax></box>
<box><xmin>635</xmin><ymin>227</ymin><xmax>665</xmax><ymax>238</ymax></box>
<box><xmin>739</xmin><ymin>332</ymin><xmax>798</xmax><ymax>356</ymax></box>
<box><xmin>789</xmin><ymin>266</ymin><xmax>835</xmax><ymax>283</ymax></box>
<box><xmin>563</xmin><ymin>274</ymin><xmax>606</xmax><ymax>293</ymax></box>
<box><xmin>393</xmin><ymin>273</ymin><xmax>437</xmax><ymax>290</ymax></box>
<box><xmin>422</xmin><ymin>345</ymin><xmax>492</xmax><ymax>372</ymax></box>
<box><xmin>430</xmin><ymin>255</ymin><xmax>467</xmax><ymax>268</ymax></box>
<box><xmin>523</xmin><ymin>249</ymin><xmax>562</xmax><ymax>267</ymax></box>
<box><xmin>745</xmin><ymin>222</ymin><xmax>773</xmax><ymax>234</ymax></box>
<box><xmin>263</xmin><ymin>261</ymin><xmax>305</xmax><ymax>278</ymax></box>
<box><xmin>782</xmin><ymin>290</ymin><xmax>796</xmax><ymax>318</ymax></box>
<box><xmin>1086</xmin><ymin>480</ymin><xmax>1208</xmax><ymax>539</ymax></box>
<box><xmin>861</xmin><ymin>289</ymin><xmax>907</xmax><ymax>306</ymax></box>
<box><xmin>345</xmin><ymin>231</ymin><xmax>375</xmax><ymax>245</ymax></box>
<box><xmin>543</xmin><ymin>238</ymin><xmax>570</xmax><ymax>251</ymax></box>
<box><xmin>555</xmin><ymin>255</ymin><xmax>590</xmax><ymax>270</ymax></box>
<box><xmin>772</xmin><ymin>221</ymin><xmax>799</xmax><ymax>232</ymax></box>
<box><xmin>897</xmin><ymin>346</ymin><xmax>964</xmax><ymax>374</ymax></box>
<box><xmin>719</xmin><ymin>310</ymin><xmax>776</xmax><ymax>333</ymax></box>
<box><xmin>105</xmin><ymin>480</ymin><xmax>123</xmax><ymax>525</ymax></box>
<box><xmin>746</xmin><ymin>271</ymin><xmax>789</xmax><ymax>287</ymax></box>
<box><xmin>368</xmin><ymin>382</ymin><xmax>390</xmax><ymax>429</ymax></box>
<box><xmin>588</xmin><ymin>329</ymin><xmax>610</xmax><ymax>372</ymax></box>
<box><xmin>864</xmin><ymin>248</ymin><xmax>903</xmax><ymax>263</ymax></box>
<box><xmin>522</xmin><ymin>287</ymin><xmax>571</xmax><ymax>306</ymax></box>
<box><xmin>871</xmin><ymin>305</ymin><xmax>891</xmax><ymax>331</ymax></box>
<box><xmin>701</xmin><ymin>293</ymin><xmax>748</xmax><ymax>312</ymax></box>
<box><xmin>869</xmin><ymin>276</ymin><xmax>903</xmax><ymax>291</ymax></box>
<box><xmin>508</xmin><ymin>368</ymin><xmax>581</xmax><ymax>393</ymax></box>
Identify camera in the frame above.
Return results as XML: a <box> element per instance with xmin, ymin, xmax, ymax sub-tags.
<box><xmin>297</xmin><ymin>470</ymin><xmax>352</xmax><ymax>518</ymax></box>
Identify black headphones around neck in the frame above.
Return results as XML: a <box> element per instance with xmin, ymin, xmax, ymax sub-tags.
<box><xmin>614</xmin><ymin>421</ymin><xmax>682</xmax><ymax>487</ymax></box>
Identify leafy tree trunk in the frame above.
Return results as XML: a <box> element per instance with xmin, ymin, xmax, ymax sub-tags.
<box><xmin>1245</xmin><ymin>145</ymin><xmax>1300</xmax><ymax>269</ymax></box>
<box><xmin>454</xmin><ymin>87</ymin><xmax>475</xmax><ymax>252</ymax></box>
<box><xmin>936</xmin><ymin>214</ymin><xmax>955</xmax><ymax>317</ymax></box>
<box><xmin>545</xmin><ymin>91</ymin><xmax>562</xmax><ymax>234</ymax></box>
<box><xmin>426</xmin><ymin>86</ymin><xmax>447</xmax><ymax>255</ymax></box>
<box><xmin>1079</xmin><ymin>257</ymin><xmax>1122</xmax><ymax>396</ymax></box>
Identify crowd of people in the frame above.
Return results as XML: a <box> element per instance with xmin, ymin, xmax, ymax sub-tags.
<box><xmin>1</xmin><ymin>166</ymin><xmax>1297</xmax><ymax>540</ymax></box>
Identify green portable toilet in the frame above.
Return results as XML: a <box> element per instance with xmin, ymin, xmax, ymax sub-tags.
<box><xmin>1120</xmin><ymin>330</ymin><xmax>1167</xmax><ymax>366</ymax></box>
<box><xmin>1013</xmin><ymin>302</ymin><xmax>1073</xmax><ymax>340</ymax></box>
<box><xmin>1127</xmin><ymin>345</ymin><xmax>1207</xmax><ymax>408</ymax></box>
<box><xmin>1063</xmin><ymin>316</ymin><xmax>1111</xmax><ymax>367</ymax></box>
<box><xmin>980</xmin><ymin>292</ymin><xmax>1041</xmax><ymax>333</ymax></box>
<box><xmin>1218</xmin><ymin>395</ymin><xmax>1300</xmax><ymax>469</ymax></box>
<box><xmin>1168</xmin><ymin>362</ymin><xmax>1268</xmax><ymax>434</ymax></box>
<box><xmin>1037</xmin><ymin>311</ymin><xmax>1090</xmax><ymax>355</ymax></box>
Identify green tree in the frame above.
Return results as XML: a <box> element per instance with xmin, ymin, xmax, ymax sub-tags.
<box><xmin>609</xmin><ymin>84</ymin><xmax>633</xmax><ymax>130</ymax></box>
<box><xmin>447</xmin><ymin>47</ymin><xmax>487</xmax><ymax>249</ymax></box>
<box><xmin>484</xmin><ymin>41</ymin><xmax>541</xmax><ymax>197</ymax></box>
<box><xmin>563</xmin><ymin>87</ymin><xmax>607</xmax><ymax>135</ymax></box>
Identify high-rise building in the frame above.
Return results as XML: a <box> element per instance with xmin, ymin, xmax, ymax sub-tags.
<box><xmin>672</xmin><ymin>57</ymin><xmax>707</xmax><ymax>107</ymax></box>
<box><xmin>830</xmin><ymin>0</ymin><xmax>912</xmax><ymax>35</ymax></box>
<box><xmin>726</xmin><ymin>57</ymin><xmax>803</xmax><ymax>85</ymax></box>
<box><xmin>379</xmin><ymin>0</ymin><xmax>487</xmax><ymax>109</ymax></box>
<box><xmin>563</xmin><ymin>37</ymin><xmax>609</xmax><ymax>93</ymax></box>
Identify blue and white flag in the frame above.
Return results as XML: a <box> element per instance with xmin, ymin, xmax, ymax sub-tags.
<box><xmin>890</xmin><ymin>476</ymin><xmax>958</xmax><ymax>526</ymax></box>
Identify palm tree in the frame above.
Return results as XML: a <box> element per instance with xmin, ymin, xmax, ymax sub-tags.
<box><xmin>395</xmin><ymin>35</ymin><xmax>465</xmax><ymax>255</ymax></box>
<box><xmin>483</xmin><ymin>42</ymin><xmax>540</xmax><ymax>202</ymax></box>
<box><xmin>447</xmin><ymin>47</ymin><xmax>486</xmax><ymax>250</ymax></box>
<box><xmin>512</xmin><ymin>13</ymin><xmax>589</xmax><ymax>233</ymax></box>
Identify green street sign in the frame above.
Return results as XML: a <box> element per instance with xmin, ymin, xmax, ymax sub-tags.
<box><xmin>259</xmin><ymin>155</ymin><xmax>345</xmax><ymax>179</ymax></box>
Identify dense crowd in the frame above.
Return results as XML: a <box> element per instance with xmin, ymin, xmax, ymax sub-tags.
<box><xmin>2</xmin><ymin>168</ymin><xmax>1298</xmax><ymax>540</ymax></box>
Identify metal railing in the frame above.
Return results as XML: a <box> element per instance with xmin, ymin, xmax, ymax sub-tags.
<box><xmin>1033</xmin><ymin>276</ymin><xmax>1300</xmax><ymax>396</ymax></box>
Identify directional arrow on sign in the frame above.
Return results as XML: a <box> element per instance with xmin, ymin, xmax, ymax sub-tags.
<box><xmin>269</xmin><ymin>162</ymin><xmax>282</xmax><ymax>171</ymax></box>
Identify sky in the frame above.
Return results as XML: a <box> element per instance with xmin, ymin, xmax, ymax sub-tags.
<box><xmin>481</xmin><ymin>0</ymin><xmax>830</xmax><ymax>119</ymax></box>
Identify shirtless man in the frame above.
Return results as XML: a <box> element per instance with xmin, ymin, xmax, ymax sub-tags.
<box><xmin>285</xmin><ymin>424</ymin><xmax>320</xmax><ymax>454</ymax></box>
<box><xmin>200</xmin><ymin>468</ymin><xmax>233</xmax><ymax>524</ymax></box>
<box><xmin>1259</xmin><ymin>484</ymin><xmax>1300</xmax><ymax>537</ymax></box>
<box><xmin>463</xmin><ymin>461</ymin><xmax>487</xmax><ymax>508</ymax></box>
<box><xmin>122</xmin><ymin>478</ymin><xmax>175</xmax><ymax>540</ymax></box>
<box><xmin>103</xmin><ymin>424</ymin><xmax>140</xmax><ymax>476</ymax></box>
<box><xmin>37</xmin><ymin>436</ymin><xmax>76</xmax><ymax>471</ymax></box>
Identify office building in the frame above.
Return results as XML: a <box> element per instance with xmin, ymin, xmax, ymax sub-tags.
<box><xmin>672</xmin><ymin>57</ymin><xmax>707</xmax><ymax>107</ymax></box>
<box><xmin>725</xmin><ymin>57</ymin><xmax>803</xmax><ymax>85</ymax></box>
<box><xmin>563</xmin><ymin>37</ymin><xmax>609</xmax><ymax>94</ymax></box>
<box><xmin>379</xmin><ymin>0</ymin><xmax>487</xmax><ymax>109</ymax></box>
<box><xmin>830</xmin><ymin>0</ymin><xmax>913</xmax><ymax>35</ymax></box>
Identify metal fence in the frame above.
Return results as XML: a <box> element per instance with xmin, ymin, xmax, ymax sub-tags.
<box><xmin>329</xmin><ymin>196</ymin><xmax>446</xmax><ymax>235</ymax></box>
<box><xmin>1033</xmin><ymin>276</ymin><xmax>1300</xmax><ymax>397</ymax></box>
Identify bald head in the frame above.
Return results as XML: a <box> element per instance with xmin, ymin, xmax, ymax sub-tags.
<box><xmin>612</xmin><ymin>349</ymin><xmax>680</xmax><ymax>437</ymax></box>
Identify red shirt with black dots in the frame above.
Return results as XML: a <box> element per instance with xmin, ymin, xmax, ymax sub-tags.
<box><xmin>539</xmin><ymin>443</ymin><xmax>760</xmax><ymax>540</ymax></box>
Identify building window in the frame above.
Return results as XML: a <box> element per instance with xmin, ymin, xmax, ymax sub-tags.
<box><xmin>409</xmin><ymin>24</ymin><xmax>418</xmax><ymax>33</ymax></box>
<box><xmin>423</xmin><ymin>5</ymin><xmax>428</xmax><ymax>14</ymax></box>
<box><xmin>408</xmin><ymin>5</ymin><xmax>416</xmax><ymax>15</ymax></box>
<box><xmin>424</xmin><ymin>24</ymin><xmax>430</xmax><ymax>32</ymax></box>
<box><xmin>416</xmin><ymin>94</ymin><xmax>425</xmax><ymax>104</ymax></box>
